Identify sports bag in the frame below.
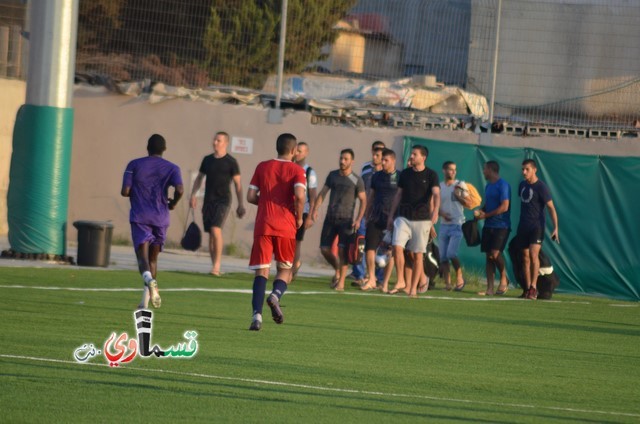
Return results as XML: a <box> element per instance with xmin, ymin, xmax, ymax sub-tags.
<box><xmin>181</xmin><ymin>208</ymin><xmax>202</xmax><ymax>251</ymax></box>
<box><xmin>346</xmin><ymin>231</ymin><xmax>365</xmax><ymax>265</ymax></box>
<box><xmin>423</xmin><ymin>240</ymin><xmax>440</xmax><ymax>281</ymax></box>
<box><xmin>462</xmin><ymin>219</ymin><xmax>481</xmax><ymax>247</ymax></box>
<box><xmin>507</xmin><ymin>236</ymin><xmax>560</xmax><ymax>299</ymax></box>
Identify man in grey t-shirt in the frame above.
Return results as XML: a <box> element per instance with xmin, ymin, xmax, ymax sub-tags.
<box><xmin>439</xmin><ymin>161</ymin><xmax>471</xmax><ymax>291</ymax></box>
<box><xmin>309</xmin><ymin>148</ymin><xmax>366</xmax><ymax>291</ymax></box>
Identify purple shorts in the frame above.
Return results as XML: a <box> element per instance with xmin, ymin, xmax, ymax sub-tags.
<box><xmin>130</xmin><ymin>223</ymin><xmax>167</xmax><ymax>250</ymax></box>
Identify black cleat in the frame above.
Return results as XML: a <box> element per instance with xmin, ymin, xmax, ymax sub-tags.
<box><xmin>266</xmin><ymin>294</ymin><xmax>284</xmax><ymax>324</ymax></box>
<box><xmin>249</xmin><ymin>319</ymin><xmax>262</xmax><ymax>331</ymax></box>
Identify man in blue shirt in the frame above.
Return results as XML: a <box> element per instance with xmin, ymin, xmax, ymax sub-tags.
<box><xmin>121</xmin><ymin>134</ymin><xmax>184</xmax><ymax>309</ymax></box>
<box><xmin>514</xmin><ymin>159</ymin><xmax>559</xmax><ymax>300</ymax></box>
<box><xmin>362</xmin><ymin>148</ymin><xmax>398</xmax><ymax>291</ymax></box>
<box><xmin>475</xmin><ymin>160</ymin><xmax>511</xmax><ymax>296</ymax></box>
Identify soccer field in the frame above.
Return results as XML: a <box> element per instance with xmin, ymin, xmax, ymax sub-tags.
<box><xmin>0</xmin><ymin>268</ymin><xmax>638</xmax><ymax>423</ymax></box>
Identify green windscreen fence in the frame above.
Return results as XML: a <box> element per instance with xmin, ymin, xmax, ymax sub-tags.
<box><xmin>404</xmin><ymin>137</ymin><xmax>640</xmax><ymax>301</ymax></box>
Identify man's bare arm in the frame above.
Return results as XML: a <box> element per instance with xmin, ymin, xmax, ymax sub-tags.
<box><xmin>189</xmin><ymin>172</ymin><xmax>205</xmax><ymax>208</ymax></box>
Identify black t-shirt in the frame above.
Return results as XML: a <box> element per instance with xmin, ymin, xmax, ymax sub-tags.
<box><xmin>369</xmin><ymin>169</ymin><xmax>399</xmax><ymax>225</ymax></box>
<box><xmin>397</xmin><ymin>167</ymin><xmax>439</xmax><ymax>220</ymax></box>
<box><xmin>198</xmin><ymin>154</ymin><xmax>240</xmax><ymax>205</ymax></box>
<box><xmin>518</xmin><ymin>179</ymin><xmax>552</xmax><ymax>231</ymax></box>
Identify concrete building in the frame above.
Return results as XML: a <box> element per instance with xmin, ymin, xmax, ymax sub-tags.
<box><xmin>350</xmin><ymin>0</ymin><xmax>472</xmax><ymax>85</ymax></box>
<box><xmin>467</xmin><ymin>0</ymin><xmax>640</xmax><ymax>121</ymax></box>
<box><xmin>313</xmin><ymin>16</ymin><xmax>404</xmax><ymax>79</ymax></box>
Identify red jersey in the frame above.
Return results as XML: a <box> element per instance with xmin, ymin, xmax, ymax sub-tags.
<box><xmin>249</xmin><ymin>159</ymin><xmax>306</xmax><ymax>238</ymax></box>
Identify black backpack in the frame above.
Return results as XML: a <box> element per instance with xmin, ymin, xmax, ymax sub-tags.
<box><xmin>424</xmin><ymin>240</ymin><xmax>440</xmax><ymax>281</ymax></box>
<box><xmin>462</xmin><ymin>219</ymin><xmax>481</xmax><ymax>247</ymax></box>
<box><xmin>181</xmin><ymin>208</ymin><xmax>202</xmax><ymax>251</ymax></box>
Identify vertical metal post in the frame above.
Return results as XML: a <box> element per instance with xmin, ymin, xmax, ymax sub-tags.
<box><xmin>26</xmin><ymin>0</ymin><xmax>78</xmax><ymax>108</ymax></box>
<box><xmin>488</xmin><ymin>0</ymin><xmax>503</xmax><ymax>125</ymax></box>
<box><xmin>275</xmin><ymin>0</ymin><xmax>288</xmax><ymax>110</ymax></box>
<box><xmin>7</xmin><ymin>0</ymin><xmax>79</xmax><ymax>256</ymax></box>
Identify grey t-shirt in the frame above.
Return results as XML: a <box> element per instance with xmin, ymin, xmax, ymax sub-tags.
<box><xmin>324</xmin><ymin>170</ymin><xmax>365</xmax><ymax>222</ymax></box>
<box><xmin>439</xmin><ymin>180</ymin><xmax>466</xmax><ymax>226</ymax></box>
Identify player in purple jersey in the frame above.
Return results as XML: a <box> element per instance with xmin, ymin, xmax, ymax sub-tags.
<box><xmin>121</xmin><ymin>134</ymin><xmax>184</xmax><ymax>309</ymax></box>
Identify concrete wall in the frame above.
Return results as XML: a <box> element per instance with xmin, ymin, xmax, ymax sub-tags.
<box><xmin>3</xmin><ymin>82</ymin><xmax>640</xmax><ymax>262</ymax></box>
<box><xmin>68</xmin><ymin>85</ymin><xmax>415</xmax><ymax>263</ymax></box>
<box><xmin>0</xmin><ymin>78</ymin><xmax>25</xmax><ymax>235</ymax></box>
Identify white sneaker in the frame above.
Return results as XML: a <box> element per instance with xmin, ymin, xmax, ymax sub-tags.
<box><xmin>148</xmin><ymin>280</ymin><xmax>161</xmax><ymax>308</ymax></box>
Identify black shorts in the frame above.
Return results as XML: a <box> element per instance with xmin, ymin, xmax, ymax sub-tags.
<box><xmin>481</xmin><ymin>227</ymin><xmax>510</xmax><ymax>253</ymax></box>
<box><xmin>365</xmin><ymin>221</ymin><xmax>386</xmax><ymax>251</ymax></box>
<box><xmin>320</xmin><ymin>219</ymin><xmax>352</xmax><ymax>248</ymax></box>
<box><xmin>203</xmin><ymin>202</ymin><xmax>230</xmax><ymax>230</ymax></box>
<box><xmin>295</xmin><ymin>213</ymin><xmax>309</xmax><ymax>241</ymax></box>
<box><xmin>513</xmin><ymin>226</ymin><xmax>544</xmax><ymax>249</ymax></box>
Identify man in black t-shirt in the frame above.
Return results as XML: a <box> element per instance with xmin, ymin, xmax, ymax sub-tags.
<box><xmin>514</xmin><ymin>159</ymin><xmax>559</xmax><ymax>300</ymax></box>
<box><xmin>309</xmin><ymin>149</ymin><xmax>366</xmax><ymax>291</ymax></box>
<box><xmin>387</xmin><ymin>145</ymin><xmax>440</xmax><ymax>297</ymax></box>
<box><xmin>190</xmin><ymin>131</ymin><xmax>246</xmax><ymax>276</ymax></box>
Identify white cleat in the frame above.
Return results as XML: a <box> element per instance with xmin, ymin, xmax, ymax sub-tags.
<box><xmin>148</xmin><ymin>280</ymin><xmax>162</xmax><ymax>308</ymax></box>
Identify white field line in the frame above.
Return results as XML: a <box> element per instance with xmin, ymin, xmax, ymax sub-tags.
<box><xmin>0</xmin><ymin>284</ymin><xmax>596</xmax><ymax>303</ymax></box>
<box><xmin>0</xmin><ymin>353</ymin><xmax>638</xmax><ymax>419</ymax></box>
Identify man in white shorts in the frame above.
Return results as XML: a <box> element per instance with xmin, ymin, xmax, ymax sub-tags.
<box><xmin>387</xmin><ymin>145</ymin><xmax>440</xmax><ymax>297</ymax></box>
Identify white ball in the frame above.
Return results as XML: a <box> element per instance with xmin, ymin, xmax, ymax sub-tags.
<box><xmin>376</xmin><ymin>253</ymin><xmax>388</xmax><ymax>268</ymax></box>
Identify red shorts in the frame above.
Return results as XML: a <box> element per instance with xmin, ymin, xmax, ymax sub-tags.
<box><xmin>249</xmin><ymin>235</ymin><xmax>296</xmax><ymax>270</ymax></box>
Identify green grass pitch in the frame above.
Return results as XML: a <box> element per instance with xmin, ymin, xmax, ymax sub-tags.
<box><xmin>0</xmin><ymin>268</ymin><xmax>639</xmax><ymax>423</ymax></box>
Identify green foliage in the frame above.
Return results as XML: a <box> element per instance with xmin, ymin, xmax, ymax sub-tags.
<box><xmin>285</xmin><ymin>1</ymin><xmax>355</xmax><ymax>74</ymax></box>
<box><xmin>204</xmin><ymin>1</ymin><xmax>279</xmax><ymax>88</ymax></box>
<box><xmin>114</xmin><ymin>0</ymin><xmax>212</xmax><ymax>62</ymax></box>
<box><xmin>204</xmin><ymin>0</ymin><xmax>357</xmax><ymax>88</ymax></box>
<box><xmin>77</xmin><ymin>0</ymin><xmax>356</xmax><ymax>88</ymax></box>
<box><xmin>78</xmin><ymin>0</ymin><xmax>355</xmax><ymax>88</ymax></box>
<box><xmin>77</xmin><ymin>0</ymin><xmax>124</xmax><ymax>51</ymax></box>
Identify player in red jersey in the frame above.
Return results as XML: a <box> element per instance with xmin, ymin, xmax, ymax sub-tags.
<box><xmin>246</xmin><ymin>133</ymin><xmax>306</xmax><ymax>331</ymax></box>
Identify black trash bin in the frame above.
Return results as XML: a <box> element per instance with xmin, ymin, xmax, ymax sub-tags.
<box><xmin>73</xmin><ymin>221</ymin><xmax>114</xmax><ymax>267</ymax></box>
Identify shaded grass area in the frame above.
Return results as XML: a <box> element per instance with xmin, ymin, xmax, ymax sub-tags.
<box><xmin>0</xmin><ymin>268</ymin><xmax>638</xmax><ymax>423</ymax></box>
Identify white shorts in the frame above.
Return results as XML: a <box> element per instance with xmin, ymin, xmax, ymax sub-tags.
<box><xmin>392</xmin><ymin>217</ymin><xmax>432</xmax><ymax>253</ymax></box>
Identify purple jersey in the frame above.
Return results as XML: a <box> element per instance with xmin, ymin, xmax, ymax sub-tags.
<box><xmin>122</xmin><ymin>156</ymin><xmax>182</xmax><ymax>227</ymax></box>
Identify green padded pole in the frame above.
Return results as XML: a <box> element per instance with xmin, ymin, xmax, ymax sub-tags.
<box><xmin>7</xmin><ymin>105</ymin><xmax>74</xmax><ymax>255</ymax></box>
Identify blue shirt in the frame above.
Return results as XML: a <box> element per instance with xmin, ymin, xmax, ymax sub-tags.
<box><xmin>518</xmin><ymin>180</ymin><xmax>552</xmax><ymax>230</ymax></box>
<box><xmin>122</xmin><ymin>156</ymin><xmax>183</xmax><ymax>227</ymax></box>
<box><xmin>369</xmin><ymin>169</ymin><xmax>399</xmax><ymax>225</ymax></box>
<box><xmin>484</xmin><ymin>178</ymin><xmax>511</xmax><ymax>229</ymax></box>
